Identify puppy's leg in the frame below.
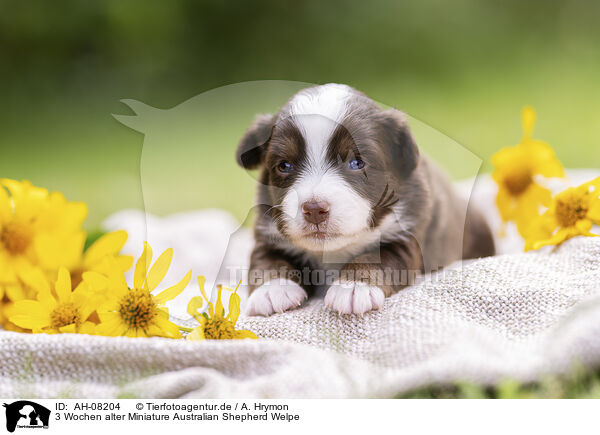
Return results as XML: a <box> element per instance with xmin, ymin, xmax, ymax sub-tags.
<box><xmin>325</xmin><ymin>239</ymin><xmax>422</xmax><ymax>315</ymax></box>
<box><xmin>246</xmin><ymin>245</ymin><xmax>308</xmax><ymax>316</ymax></box>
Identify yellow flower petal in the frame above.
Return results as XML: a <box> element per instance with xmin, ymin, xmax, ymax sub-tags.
<box><xmin>234</xmin><ymin>330</ymin><xmax>258</xmax><ymax>339</ymax></box>
<box><xmin>146</xmin><ymin>324</ymin><xmax>164</xmax><ymax>336</ymax></box>
<box><xmin>153</xmin><ymin>269</ymin><xmax>192</xmax><ymax>305</ymax></box>
<box><xmin>495</xmin><ymin>187</ymin><xmax>513</xmax><ymax>222</ymax></box>
<box><xmin>152</xmin><ymin>313</ymin><xmax>182</xmax><ymax>338</ymax></box>
<box><xmin>524</xmin><ymin>213</ymin><xmax>556</xmax><ymax>251</ymax></box>
<box><xmin>83</xmin><ymin>230</ymin><xmax>128</xmax><ymax>267</ymax></box>
<box><xmin>524</xmin><ymin>183</ymin><xmax>553</xmax><ymax>207</ymax></box>
<box><xmin>37</xmin><ymin>289</ymin><xmax>58</xmax><ymax>311</ymax></box>
<box><xmin>532</xmin><ymin>228</ymin><xmax>571</xmax><ymax>250</ymax></box>
<box><xmin>4</xmin><ymin>283</ymin><xmax>26</xmax><ymax>302</ymax></box>
<box><xmin>82</xmin><ymin>271</ymin><xmax>110</xmax><ymax>292</ymax></box>
<box><xmin>0</xmin><ymin>185</ymin><xmax>11</xmax><ymax>224</ymax></box>
<box><xmin>34</xmin><ymin>231</ymin><xmax>86</xmax><ymax>271</ymax></box>
<box><xmin>134</xmin><ymin>241</ymin><xmax>153</xmax><ymax>289</ymax></box>
<box><xmin>226</xmin><ymin>281</ymin><xmax>243</xmax><ymax>326</ymax></box>
<box><xmin>186</xmin><ymin>317</ymin><xmax>207</xmax><ymax>341</ymax></box>
<box><xmin>59</xmin><ymin>324</ymin><xmax>77</xmax><ymax>334</ymax></box>
<box><xmin>61</xmin><ymin>199</ymin><xmax>88</xmax><ymax>229</ymax></box>
<box><xmin>588</xmin><ymin>201</ymin><xmax>600</xmax><ymax>224</ymax></box>
<box><xmin>36</xmin><ymin>192</ymin><xmax>87</xmax><ymax>233</ymax></box>
<box><xmin>227</xmin><ymin>293</ymin><xmax>241</xmax><ymax>326</ymax></box>
<box><xmin>186</xmin><ymin>328</ymin><xmax>206</xmax><ymax>341</ymax></box>
<box><xmin>187</xmin><ymin>296</ymin><xmax>206</xmax><ymax>321</ymax></box>
<box><xmin>10</xmin><ymin>300</ymin><xmax>50</xmax><ymax>329</ymax></box>
<box><xmin>145</xmin><ymin>248</ymin><xmax>173</xmax><ymax>291</ymax></box>
<box><xmin>513</xmin><ymin>193</ymin><xmax>545</xmax><ymax>238</ymax></box>
<box><xmin>79</xmin><ymin>321</ymin><xmax>96</xmax><ymax>335</ymax></box>
<box><xmin>55</xmin><ymin>267</ymin><xmax>72</xmax><ymax>303</ymax></box>
<box><xmin>11</xmin><ymin>299</ymin><xmax>48</xmax><ymax>317</ymax></box>
<box><xmin>125</xmin><ymin>328</ymin><xmax>139</xmax><ymax>338</ymax></box>
<box><xmin>107</xmin><ymin>268</ymin><xmax>129</xmax><ymax>296</ymax></box>
<box><xmin>2</xmin><ymin>179</ymin><xmax>48</xmax><ymax>222</ymax></box>
<box><xmin>197</xmin><ymin>275</ymin><xmax>214</xmax><ymax>317</ymax></box>
<box><xmin>214</xmin><ymin>285</ymin><xmax>225</xmax><ymax>320</ymax></box>
<box><xmin>71</xmin><ymin>283</ymin><xmax>97</xmax><ymax>320</ymax></box>
<box><xmin>115</xmin><ymin>255</ymin><xmax>134</xmax><ymax>272</ymax></box>
<box><xmin>527</xmin><ymin>144</ymin><xmax>564</xmax><ymax>178</ymax></box>
<box><xmin>575</xmin><ymin>219</ymin><xmax>594</xmax><ymax>235</ymax></box>
<box><xmin>96</xmin><ymin>312</ymin><xmax>126</xmax><ymax>336</ymax></box>
<box><xmin>17</xmin><ymin>265</ymin><xmax>50</xmax><ymax>294</ymax></box>
<box><xmin>521</xmin><ymin>106</ymin><xmax>536</xmax><ymax>140</ymax></box>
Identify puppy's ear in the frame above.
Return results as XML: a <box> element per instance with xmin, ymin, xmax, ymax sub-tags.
<box><xmin>378</xmin><ymin>109</ymin><xmax>419</xmax><ymax>178</ymax></box>
<box><xmin>236</xmin><ymin>114</ymin><xmax>275</xmax><ymax>169</ymax></box>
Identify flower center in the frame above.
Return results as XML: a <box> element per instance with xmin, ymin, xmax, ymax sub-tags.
<box><xmin>504</xmin><ymin>168</ymin><xmax>533</xmax><ymax>196</ymax></box>
<box><xmin>555</xmin><ymin>194</ymin><xmax>588</xmax><ymax>228</ymax></box>
<box><xmin>118</xmin><ymin>288</ymin><xmax>157</xmax><ymax>331</ymax></box>
<box><xmin>0</xmin><ymin>221</ymin><xmax>33</xmax><ymax>255</ymax></box>
<box><xmin>50</xmin><ymin>303</ymin><xmax>81</xmax><ymax>329</ymax></box>
<box><xmin>203</xmin><ymin>318</ymin><xmax>236</xmax><ymax>339</ymax></box>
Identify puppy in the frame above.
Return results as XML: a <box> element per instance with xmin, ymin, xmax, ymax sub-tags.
<box><xmin>236</xmin><ymin>83</ymin><xmax>495</xmax><ymax>316</ymax></box>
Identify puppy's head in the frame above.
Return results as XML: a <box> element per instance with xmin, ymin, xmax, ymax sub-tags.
<box><xmin>236</xmin><ymin>84</ymin><xmax>419</xmax><ymax>252</ymax></box>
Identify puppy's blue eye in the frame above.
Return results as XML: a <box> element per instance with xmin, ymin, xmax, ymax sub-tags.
<box><xmin>277</xmin><ymin>161</ymin><xmax>293</xmax><ymax>173</ymax></box>
<box><xmin>348</xmin><ymin>159</ymin><xmax>365</xmax><ymax>170</ymax></box>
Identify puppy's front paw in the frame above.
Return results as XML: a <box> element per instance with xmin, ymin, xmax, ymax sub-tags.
<box><xmin>324</xmin><ymin>280</ymin><xmax>385</xmax><ymax>315</ymax></box>
<box><xmin>246</xmin><ymin>279</ymin><xmax>308</xmax><ymax>316</ymax></box>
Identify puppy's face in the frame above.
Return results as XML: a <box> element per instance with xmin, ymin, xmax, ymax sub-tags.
<box><xmin>237</xmin><ymin>84</ymin><xmax>419</xmax><ymax>252</ymax></box>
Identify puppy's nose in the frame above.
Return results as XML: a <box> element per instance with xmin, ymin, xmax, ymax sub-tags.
<box><xmin>302</xmin><ymin>200</ymin><xmax>330</xmax><ymax>224</ymax></box>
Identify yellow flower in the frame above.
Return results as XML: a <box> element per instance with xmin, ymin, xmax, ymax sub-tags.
<box><xmin>0</xmin><ymin>287</ymin><xmax>31</xmax><ymax>331</ymax></box>
<box><xmin>492</xmin><ymin>107</ymin><xmax>564</xmax><ymax>237</ymax></box>
<box><xmin>67</xmin><ymin>230</ymin><xmax>133</xmax><ymax>289</ymax></box>
<box><xmin>0</xmin><ymin>179</ymin><xmax>87</xmax><ymax>299</ymax></box>
<box><xmin>525</xmin><ymin>177</ymin><xmax>600</xmax><ymax>250</ymax></box>
<box><xmin>89</xmin><ymin>242</ymin><xmax>191</xmax><ymax>338</ymax></box>
<box><xmin>186</xmin><ymin>276</ymin><xmax>257</xmax><ymax>340</ymax></box>
<box><xmin>9</xmin><ymin>267</ymin><xmax>97</xmax><ymax>334</ymax></box>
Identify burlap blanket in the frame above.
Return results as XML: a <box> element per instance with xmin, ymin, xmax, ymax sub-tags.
<box><xmin>1</xmin><ymin>171</ymin><xmax>599</xmax><ymax>398</ymax></box>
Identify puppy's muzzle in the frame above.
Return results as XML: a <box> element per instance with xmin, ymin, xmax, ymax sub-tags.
<box><xmin>301</xmin><ymin>200</ymin><xmax>330</xmax><ymax>224</ymax></box>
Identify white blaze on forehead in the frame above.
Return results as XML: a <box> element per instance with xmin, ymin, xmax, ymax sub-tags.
<box><xmin>288</xmin><ymin>83</ymin><xmax>352</xmax><ymax>167</ymax></box>
<box><xmin>289</xmin><ymin>83</ymin><xmax>352</xmax><ymax>120</ymax></box>
<box><xmin>279</xmin><ymin>84</ymin><xmax>373</xmax><ymax>252</ymax></box>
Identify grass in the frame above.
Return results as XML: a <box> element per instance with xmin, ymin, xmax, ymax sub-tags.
<box><xmin>398</xmin><ymin>365</ymin><xmax>600</xmax><ymax>399</ymax></box>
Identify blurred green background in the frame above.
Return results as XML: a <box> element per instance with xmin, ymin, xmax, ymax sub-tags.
<box><xmin>1</xmin><ymin>0</ymin><xmax>599</xmax><ymax>229</ymax></box>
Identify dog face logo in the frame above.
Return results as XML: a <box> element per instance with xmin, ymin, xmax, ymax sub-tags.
<box><xmin>3</xmin><ymin>401</ymin><xmax>50</xmax><ymax>432</ymax></box>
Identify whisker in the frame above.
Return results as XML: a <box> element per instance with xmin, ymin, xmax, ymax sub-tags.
<box><xmin>263</xmin><ymin>204</ymin><xmax>284</xmax><ymax>217</ymax></box>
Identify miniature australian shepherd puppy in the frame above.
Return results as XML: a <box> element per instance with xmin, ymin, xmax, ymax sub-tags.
<box><xmin>236</xmin><ymin>83</ymin><xmax>495</xmax><ymax>316</ymax></box>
